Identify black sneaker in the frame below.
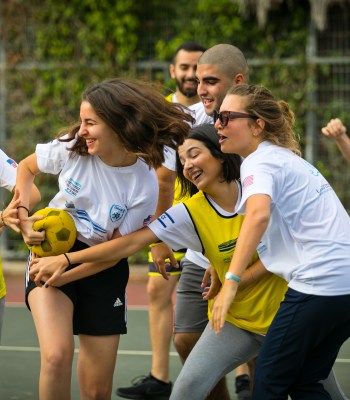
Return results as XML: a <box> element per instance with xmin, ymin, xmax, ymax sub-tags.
<box><xmin>235</xmin><ymin>374</ymin><xmax>251</xmax><ymax>400</ymax></box>
<box><xmin>116</xmin><ymin>374</ymin><xmax>172</xmax><ymax>399</ymax></box>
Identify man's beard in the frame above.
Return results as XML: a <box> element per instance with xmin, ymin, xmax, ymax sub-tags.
<box><xmin>176</xmin><ymin>78</ymin><xmax>198</xmax><ymax>98</ymax></box>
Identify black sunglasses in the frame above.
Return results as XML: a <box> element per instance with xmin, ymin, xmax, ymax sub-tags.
<box><xmin>213</xmin><ymin>110</ymin><xmax>258</xmax><ymax>127</ymax></box>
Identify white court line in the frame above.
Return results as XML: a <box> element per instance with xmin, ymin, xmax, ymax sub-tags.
<box><xmin>0</xmin><ymin>346</ymin><xmax>178</xmax><ymax>356</ymax></box>
<box><xmin>0</xmin><ymin>346</ymin><xmax>349</xmax><ymax>363</ymax></box>
<box><xmin>4</xmin><ymin>305</ymin><xmax>350</xmax><ymax>363</ymax></box>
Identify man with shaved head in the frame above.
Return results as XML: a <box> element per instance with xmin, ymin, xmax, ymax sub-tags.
<box><xmin>197</xmin><ymin>44</ymin><xmax>249</xmax><ymax>116</ymax></box>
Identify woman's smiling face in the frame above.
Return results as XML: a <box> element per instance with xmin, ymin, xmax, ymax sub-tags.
<box><xmin>178</xmin><ymin>138</ymin><xmax>223</xmax><ymax>192</ymax></box>
<box><xmin>78</xmin><ymin>100</ymin><xmax>124</xmax><ymax>164</ymax></box>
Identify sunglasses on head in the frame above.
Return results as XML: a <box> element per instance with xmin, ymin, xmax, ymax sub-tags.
<box><xmin>213</xmin><ymin>110</ymin><xmax>258</xmax><ymax>127</ymax></box>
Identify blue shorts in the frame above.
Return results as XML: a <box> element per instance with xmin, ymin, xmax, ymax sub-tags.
<box><xmin>25</xmin><ymin>240</ymin><xmax>129</xmax><ymax>336</ymax></box>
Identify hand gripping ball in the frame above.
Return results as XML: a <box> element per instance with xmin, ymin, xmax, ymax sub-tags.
<box><xmin>29</xmin><ymin>208</ymin><xmax>77</xmax><ymax>257</ymax></box>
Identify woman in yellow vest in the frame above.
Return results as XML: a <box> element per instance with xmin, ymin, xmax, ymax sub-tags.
<box><xmin>29</xmin><ymin>124</ymin><xmax>346</xmax><ymax>400</ymax></box>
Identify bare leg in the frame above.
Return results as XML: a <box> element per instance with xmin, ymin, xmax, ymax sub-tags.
<box><xmin>147</xmin><ymin>274</ymin><xmax>178</xmax><ymax>382</ymax></box>
<box><xmin>173</xmin><ymin>332</ymin><xmax>201</xmax><ymax>364</ymax></box>
<box><xmin>29</xmin><ymin>287</ymin><xmax>75</xmax><ymax>400</ymax></box>
<box><xmin>78</xmin><ymin>334</ymin><xmax>119</xmax><ymax>400</ymax></box>
<box><xmin>248</xmin><ymin>358</ymin><xmax>256</xmax><ymax>388</ymax></box>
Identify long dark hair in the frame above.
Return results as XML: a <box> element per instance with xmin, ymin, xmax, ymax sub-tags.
<box><xmin>58</xmin><ymin>78</ymin><xmax>193</xmax><ymax>169</ymax></box>
<box><xmin>176</xmin><ymin>123</ymin><xmax>242</xmax><ymax>198</ymax></box>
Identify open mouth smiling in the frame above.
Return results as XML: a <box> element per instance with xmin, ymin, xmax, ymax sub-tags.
<box><xmin>86</xmin><ymin>138</ymin><xmax>96</xmax><ymax>145</ymax></box>
<box><xmin>190</xmin><ymin>170</ymin><xmax>202</xmax><ymax>183</ymax></box>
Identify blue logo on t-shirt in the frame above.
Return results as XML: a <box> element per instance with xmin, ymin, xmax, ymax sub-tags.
<box><xmin>110</xmin><ymin>204</ymin><xmax>126</xmax><ymax>222</ymax></box>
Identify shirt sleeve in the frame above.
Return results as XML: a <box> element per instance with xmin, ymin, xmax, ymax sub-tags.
<box><xmin>148</xmin><ymin>203</ymin><xmax>203</xmax><ymax>252</ymax></box>
<box><xmin>36</xmin><ymin>137</ymin><xmax>73</xmax><ymax>175</ymax></box>
<box><xmin>0</xmin><ymin>149</ymin><xmax>16</xmax><ymax>192</ymax></box>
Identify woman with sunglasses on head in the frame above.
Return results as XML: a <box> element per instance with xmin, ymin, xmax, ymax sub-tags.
<box><xmin>212</xmin><ymin>84</ymin><xmax>350</xmax><ymax>400</ymax></box>
<box><xmin>28</xmin><ymin>124</ymin><xmax>347</xmax><ymax>400</ymax></box>
<box><xmin>15</xmin><ymin>77</ymin><xmax>191</xmax><ymax>400</ymax></box>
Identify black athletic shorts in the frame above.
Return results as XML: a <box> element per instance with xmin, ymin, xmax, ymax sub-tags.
<box><xmin>25</xmin><ymin>240</ymin><xmax>129</xmax><ymax>336</ymax></box>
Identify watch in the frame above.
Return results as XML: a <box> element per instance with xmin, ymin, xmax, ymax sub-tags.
<box><xmin>225</xmin><ymin>271</ymin><xmax>241</xmax><ymax>283</ymax></box>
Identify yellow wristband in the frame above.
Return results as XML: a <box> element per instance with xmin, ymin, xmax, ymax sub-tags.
<box><xmin>149</xmin><ymin>241</ymin><xmax>164</xmax><ymax>248</ymax></box>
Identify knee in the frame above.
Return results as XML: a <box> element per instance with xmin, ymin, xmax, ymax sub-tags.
<box><xmin>173</xmin><ymin>333</ymin><xmax>200</xmax><ymax>363</ymax></box>
<box><xmin>41</xmin><ymin>348</ymin><xmax>73</xmax><ymax>375</ymax></box>
<box><xmin>147</xmin><ymin>279</ymin><xmax>172</xmax><ymax>304</ymax></box>
<box><xmin>173</xmin><ymin>335</ymin><xmax>188</xmax><ymax>362</ymax></box>
<box><xmin>80</xmin><ymin>385</ymin><xmax>111</xmax><ymax>400</ymax></box>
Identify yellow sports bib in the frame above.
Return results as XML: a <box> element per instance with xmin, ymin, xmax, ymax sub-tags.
<box><xmin>184</xmin><ymin>191</ymin><xmax>287</xmax><ymax>334</ymax></box>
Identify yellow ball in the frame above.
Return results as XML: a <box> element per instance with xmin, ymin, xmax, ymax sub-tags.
<box><xmin>29</xmin><ymin>208</ymin><xmax>77</xmax><ymax>257</ymax></box>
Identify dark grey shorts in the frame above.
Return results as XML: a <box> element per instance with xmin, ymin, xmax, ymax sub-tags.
<box><xmin>174</xmin><ymin>257</ymin><xmax>208</xmax><ymax>333</ymax></box>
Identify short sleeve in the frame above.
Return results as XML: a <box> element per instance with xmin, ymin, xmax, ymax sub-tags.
<box><xmin>148</xmin><ymin>203</ymin><xmax>202</xmax><ymax>252</ymax></box>
<box><xmin>0</xmin><ymin>149</ymin><xmax>16</xmax><ymax>192</ymax></box>
<box><xmin>36</xmin><ymin>138</ymin><xmax>72</xmax><ymax>175</ymax></box>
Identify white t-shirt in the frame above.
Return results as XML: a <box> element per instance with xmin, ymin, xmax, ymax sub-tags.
<box><xmin>0</xmin><ymin>149</ymin><xmax>16</xmax><ymax>191</ymax></box>
<box><xmin>238</xmin><ymin>141</ymin><xmax>350</xmax><ymax>296</ymax></box>
<box><xmin>36</xmin><ymin>138</ymin><xmax>158</xmax><ymax>246</ymax></box>
<box><xmin>162</xmin><ymin>146</ymin><xmax>177</xmax><ymax>172</ymax></box>
<box><xmin>170</xmin><ymin>94</ymin><xmax>213</xmax><ymax>127</ymax></box>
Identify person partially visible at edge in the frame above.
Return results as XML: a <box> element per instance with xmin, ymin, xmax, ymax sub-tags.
<box><xmin>211</xmin><ymin>84</ymin><xmax>350</xmax><ymax>399</ymax></box>
<box><xmin>321</xmin><ymin>117</ymin><xmax>350</xmax><ymax>163</ymax></box>
<box><xmin>0</xmin><ymin>149</ymin><xmax>41</xmax><ymax>342</ymax></box>
<box><xmin>14</xmin><ymin>77</ymin><xmax>191</xmax><ymax>400</ymax></box>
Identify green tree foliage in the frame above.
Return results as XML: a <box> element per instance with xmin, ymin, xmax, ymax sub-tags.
<box><xmin>1</xmin><ymin>0</ymin><xmax>348</xmax><ymax>254</ymax></box>
<box><xmin>2</xmin><ymin>0</ymin><xmax>312</xmax><ymax>160</ymax></box>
